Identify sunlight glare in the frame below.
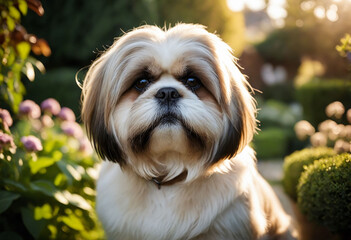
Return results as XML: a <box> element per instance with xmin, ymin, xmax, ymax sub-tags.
<box><xmin>300</xmin><ymin>1</ymin><xmax>316</xmax><ymax>11</ymax></box>
<box><xmin>326</xmin><ymin>4</ymin><xmax>339</xmax><ymax>22</ymax></box>
<box><xmin>246</xmin><ymin>0</ymin><xmax>266</xmax><ymax>11</ymax></box>
<box><xmin>314</xmin><ymin>6</ymin><xmax>326</xmax><ymax>19</ymax></box>
<box><xmin>227</xmin><ymin>0</ymin><xmax>245</xmax><ymax>12</ymax></box>
<box><xmin>267</xmin><ymin>5</ymin><xmax>287</xmax><ymax>19</ymax></box>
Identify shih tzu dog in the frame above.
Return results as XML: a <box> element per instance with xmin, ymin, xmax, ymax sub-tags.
<box><xmin>81</xmin><ymin>24</ymin><xmax>294</xmax><ymax>240</ymax></box>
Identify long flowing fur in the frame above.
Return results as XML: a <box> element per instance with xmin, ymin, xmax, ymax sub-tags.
<box><xmin>81</xmin><ymin>24</ymin><xmax>295</xmax><ymax>240</ymax></box>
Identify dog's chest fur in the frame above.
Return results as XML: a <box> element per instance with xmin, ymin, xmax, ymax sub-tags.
<box><xmin>96</xmin><ymin>151</ymin><xmax>265</xmax><ymax>240</ymax></box>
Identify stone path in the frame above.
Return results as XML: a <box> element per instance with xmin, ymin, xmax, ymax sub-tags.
<box><xmin>257</xmin><ymin>159</ymin><xmax>296</xmax><ymax>221</ymax></box>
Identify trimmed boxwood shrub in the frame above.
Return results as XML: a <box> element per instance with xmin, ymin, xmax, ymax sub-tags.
<box><xmin>282</xmin><ymin>147</ymin><xmax>336</xmax><ymax>201</ymax></box>
<box><xmin>297</xmin><ymin>153</ymin><xmax>351</xmax><ymax>235</ymax></box>
<box><xmin>296</xmin><ymin>79</ymin><xmax>351</xmax><ymax>127</ymax></box>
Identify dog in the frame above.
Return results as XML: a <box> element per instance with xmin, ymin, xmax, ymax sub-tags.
<box><xmin>81</xmin><ymin>24</ymin><xmax>294</xmax><ymax>240</ymax></box>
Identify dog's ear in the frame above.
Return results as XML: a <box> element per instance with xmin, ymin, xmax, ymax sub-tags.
<box><xmin>81</xmin><ymin>54</ymin><xmax>126</xmax><ymax>165</ymax></box>
<box><xmin>210</xmin><ymin>39</ymin><xmax>257</xmax><ymax>163</ymax></box>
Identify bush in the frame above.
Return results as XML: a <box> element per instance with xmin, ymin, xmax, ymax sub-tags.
<box><xmin>253</xmin><ymin>127</ymin><xmax>290</xmax><ymax>159</ymax></box>
<box><xmin>0</xmin><ymin>99</ymin><xmax>103</xmax><ymax>239</ymax></box>
<box><xmin>282</xmin><ymin>147</ymin><xmax>336</xmax><ymax>201</ymax></box>
<box><xmin>296</xmin><ymin>79</ymin><xmax>351</xmax><ymax>127</ymax></box>
<box><xmin>297</xmin><ymin>153</ymin><xmax>351</xmax><ymax>234</ymax></box>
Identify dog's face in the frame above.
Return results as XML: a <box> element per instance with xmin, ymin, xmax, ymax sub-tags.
<box><xmin>81</xmin><ymin>24</ymin><xmax>256</xmax><ymax>182</ymax></box>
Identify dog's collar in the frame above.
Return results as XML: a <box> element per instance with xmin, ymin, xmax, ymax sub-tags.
<box><xmin>151</xmin><ymin>170</ymin><xmax>188</xmax><ymax>190</ymax></box>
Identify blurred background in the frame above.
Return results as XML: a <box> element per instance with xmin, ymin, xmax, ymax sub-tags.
<box><xmin>21</xmin><ymin>0</ymin><xmax>351</xmax><ymax>159</ymax></box>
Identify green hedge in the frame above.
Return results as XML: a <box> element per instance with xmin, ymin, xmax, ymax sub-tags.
<box><xmin>298</xmin><ymin>153</ymin><xmax>351</xmax><ymax>234</ymax></box>
<box><xmin>253</xmin><ymin>127</ymin><xmax>291</xmax><ymax>159</ymax></box>
<box><xmin>282</xmin><ymin>147</ymin><xmax>336</xmax><ymax>201</ymax></box>
<box><xmin>296</xmin><ymin>79</ymin><xmax>351</xmax><ymax>127</ymax></box>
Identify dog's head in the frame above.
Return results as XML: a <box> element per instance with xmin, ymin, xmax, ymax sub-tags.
<box><xmin>81</xmin><ymin>24</ymin><xmax>256</xmax><ymax>182</ymax></box>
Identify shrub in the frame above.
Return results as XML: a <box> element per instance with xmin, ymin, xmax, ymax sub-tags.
<box><xmin>297</xmin><ymin>153</ymin><xmax>351</xmax><ymax>235</ymax></box>
<box><xmin>282</xmin><ymin>147</ymin><xmax>336</xmax><ymax>201</ymax></box>
<box><xmin>0</xmin><ymin>99</ymin><xmax>103</xmax><ymax>239</ymax></box>
<box><xmin>295</xmin><ymin>79</ymin><xmax>351</xmax><ymax>127</ymax></box>
<box><xmin>253</xmin><ymin>127</ymin><xmax>290</xmax><ymax>159</ymax></box>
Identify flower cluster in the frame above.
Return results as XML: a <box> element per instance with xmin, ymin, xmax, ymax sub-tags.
<box><xmin>294</xmin><ymin>101</ymin><xmax>351</xmax><ymax>153</ymax></box>
<box><xmin>1</xmin><ymin>98</ymin><xmax>92</xmax><ymax>155</ymax></box>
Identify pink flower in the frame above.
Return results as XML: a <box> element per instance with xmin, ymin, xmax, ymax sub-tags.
<box><xmin>334</xmin><ymin>139</ymin><xmax>350</xmax><ymax>154</ymax></box>
<box><xmin>294</xmin><ymin>120</ymin><xmax>315</xmax><ymax>140</ymax></box>
<box><xmin>58</xmin><ymin>107</ymin><xmax>76</xmax><ymax>122</ymax></box>
<box><xmin>310</xmin><ymin>132</ymin><xmax>327</xmax><ymax>147</ymax></box>
<box><xmin>61</xmin><ymin>121</ymin><xmax>83</xmax><ymax>138</ymax></box>
<box><xmin>347</xmin><ymin>109</ymin><xmax>351</xmax><ymax>124</ymax></box>
<box><xmin>325</xmin><ymin>101</ymin><xmax>345</xmax><ymax>119</ymax></box>
<box><xmin>21</xmin><ymin>135</ymin><xmax>43</xmax><ymax>152</ymax></box>
<box><xmin>41</xmin><ymin>98</ymin><xmax>61</xmax><ymax>115</ymax></box>
<box><xmin>19</xmin><ymin>100</ymin><xmax>41</xmax><ymax>119</ymax></box>
<box><xmin>0</xmin><ymin>132</ymin><xmax>15</xmax><ymax>151</ymax></box>
<box><xmin>0</xmin><ymin>108</ymin><xmax>13</xmax><ymax>128</ymax></box>
<box><xmin>41</xmin><ymin>115</ymin><xmax>54</xmax><ymax>128</ymax></box>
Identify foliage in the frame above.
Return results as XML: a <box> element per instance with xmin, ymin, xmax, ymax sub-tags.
<box><xmin>0</xmin><ymin>0</ymin><xmax>48</xmax><ymax>112</ymax></box>
<box><xmin>254</xmin><ymin>98</ymin><xmax>302</xmax><ymax>159</ymax></box>
<box><xmin>282</xmin><ymin>147</ymin><xmax>336</xmax><ymax>201</ymax></box>
<box><xmin>283</xmin><ymin>0</ymin><xmax>351</xmax><ymax>77</ymax></box>
<box><xmin>297</xmin><ymin>153</ymin><xmax>351</xmax><ymax>234</ymax></box>
<box><xmin>255</xmin><ymin>27</ymin><xmax>308</xmax><ymax>67</ymax></box>
<box><xmin>253</xmin><ymin>127</ymin><xmax>290</xmax><ymax>159</ymax></box>
<box><xmin>0</xmin><ymin>99</ymin><xmax>103</xmax><ymax>240</ymax></box>
<box><xmin>22</xmin><ymin>0</ymin><xmax>245</xmax><ymax>69</ymax></box>
<box><xmin>295</xmin><ymin>78</ymin><xmax>351</xmax><ymax>127</ymax></box>
<box><xmin>24</xmin><ymin>68</ymin><xmax>81</xmax><ymax>116</ymax></box>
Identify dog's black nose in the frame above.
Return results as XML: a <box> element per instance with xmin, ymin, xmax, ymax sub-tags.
<box><xmin>155</xmin><ymin>87</ymin><xmax>181</xmax><ymax>104</ymax></box>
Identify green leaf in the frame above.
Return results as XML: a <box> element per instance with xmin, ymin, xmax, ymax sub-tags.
<box><xmin>9</xmin><ymin>6</ymin><xmax>21</xmax><ymax>20</ymax></box>
<box><xmin>61</xmin><ymin>213</ymin><xmax>84</xmax><ymax>231</ymax></box>
<box><xmin>34</xmin><ymin>204</ymin><xmax>53</xmax><ymax>220</ymax></box>
<box><xmin>30</xmin><ymin>180</ymin><xmax>57</xmax><ymax>197</ymax></box>
<box><xmin>16</xmin><ymin>42</ymin><xmax>31</xmax><ymax>60</ymax></box>
<box><xmin>6</xmin><ymin>16</ymin><xmax>15</xmax><ymax>31</ymax></box>
<box><xmin>3</xmin><ymin>179</ymin><xmax>27</xmax><ymax>192</ymax></box>
<box><xmin>18</xmin><ymin>0</ymin><xmax>28</xmax><ymax>15</ymax></box>
<box><xmin>21</xmin><ymin>207</ymin><xmax>46</xmax><ymax>239</ymax></box>
<box><xmin>0</xmin><ymin>231</ymin><xmax>23</xmax><ymax>240</ymax></box>
<box><xmin>29</xmin><ymin>157</ymin><xmax>58</xmax><ymax>174</ymax></box>
<box><xmin>0</xmin><ymin>190</ymin><xmax>20</xmax><ymax>214</ymax></box>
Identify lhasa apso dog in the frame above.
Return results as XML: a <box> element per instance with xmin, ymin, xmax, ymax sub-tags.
<box><xmin>81</xmin><ymin>24</ymin><xmax>294</xmax><ymax>240</ymax></box>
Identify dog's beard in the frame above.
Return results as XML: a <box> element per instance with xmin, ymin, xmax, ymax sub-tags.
<box><xmin>112</xmin><ymin>84</ymin><xmax>224</xmax><ymax>182</ymax></box>
<box><xmin>129</xmin><ymin>111</ymin><xmax>205</xmax><ymax>154</ymax></box>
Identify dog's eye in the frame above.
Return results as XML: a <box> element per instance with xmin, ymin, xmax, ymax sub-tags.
<box><xmin>184</xmin><ymin>77</ymin><xmax>201</xmax><ymax>91</ymax></box>
<box><xmin>134</xmin><ymin>79</ymin><xmax>150</xmax><ymax>91</ymax></box>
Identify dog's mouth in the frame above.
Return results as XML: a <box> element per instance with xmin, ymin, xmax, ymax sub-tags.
<box><xmin>129</xmin><ymin>111</ymin><xmax>205</xmax><ymax>153</ymax></box>
<box><xmin>159</xmin><ymin>112</ymin><xmax>180</xmax><ymax>125</ymax></box>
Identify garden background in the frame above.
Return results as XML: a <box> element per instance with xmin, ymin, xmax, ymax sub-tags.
<box><xmin>1</xmin><ymin>0</ymin><xmax>350</xmax><ymax>239</ymax></box>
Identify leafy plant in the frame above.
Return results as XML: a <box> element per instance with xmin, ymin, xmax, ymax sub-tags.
<box><xmin>0</xmin><ymin>99</ymin><xmax>104</xmax><ymax>239</ymax></box>
<box><xmin>297</xmin><ymin>153</ymin><xmax>351</xmax><ymax>235</ymax></box>
<box><xmin>282</xmin><ymin>147</ymin><xmax>336</xmax><ymax>201</ymax></box>
<box><xmin>0</xmin><ymin>0</ymin><xmax>49</xmax><ymax>112</ymax></box>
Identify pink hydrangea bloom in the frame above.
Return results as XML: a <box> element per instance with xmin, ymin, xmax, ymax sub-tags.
<box><xmin>41</xmin><ymin>98</ymin><xmax>61</xmax><ymax>115</ymax></box>
<box><xmin>0</xmin><ymin>132</ymin><xmax>15</xmax><ymax>151</ymax></box>
<box><xmin>21</xmin><ymin>135</ymin><xmax>43</xmax><ymax>152</ymax></box>
<box><xmin>61</xmin><ymin>121</ymin><xmax>83</xmax><ymax>138</ymax></box>
<box><xmin>0</xmin><ymin>108</ymin><xmax>13</xmax><ymax>128</ymax></box>
<box><xmin>58</xmin><ymin>107</ymin><xmax>76</xmax><ymax>122</ymax></box>
<box><xmin>19</xmin><ymin>100</ymin><xmax>41</xmax><ymax>119</ymax></box>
